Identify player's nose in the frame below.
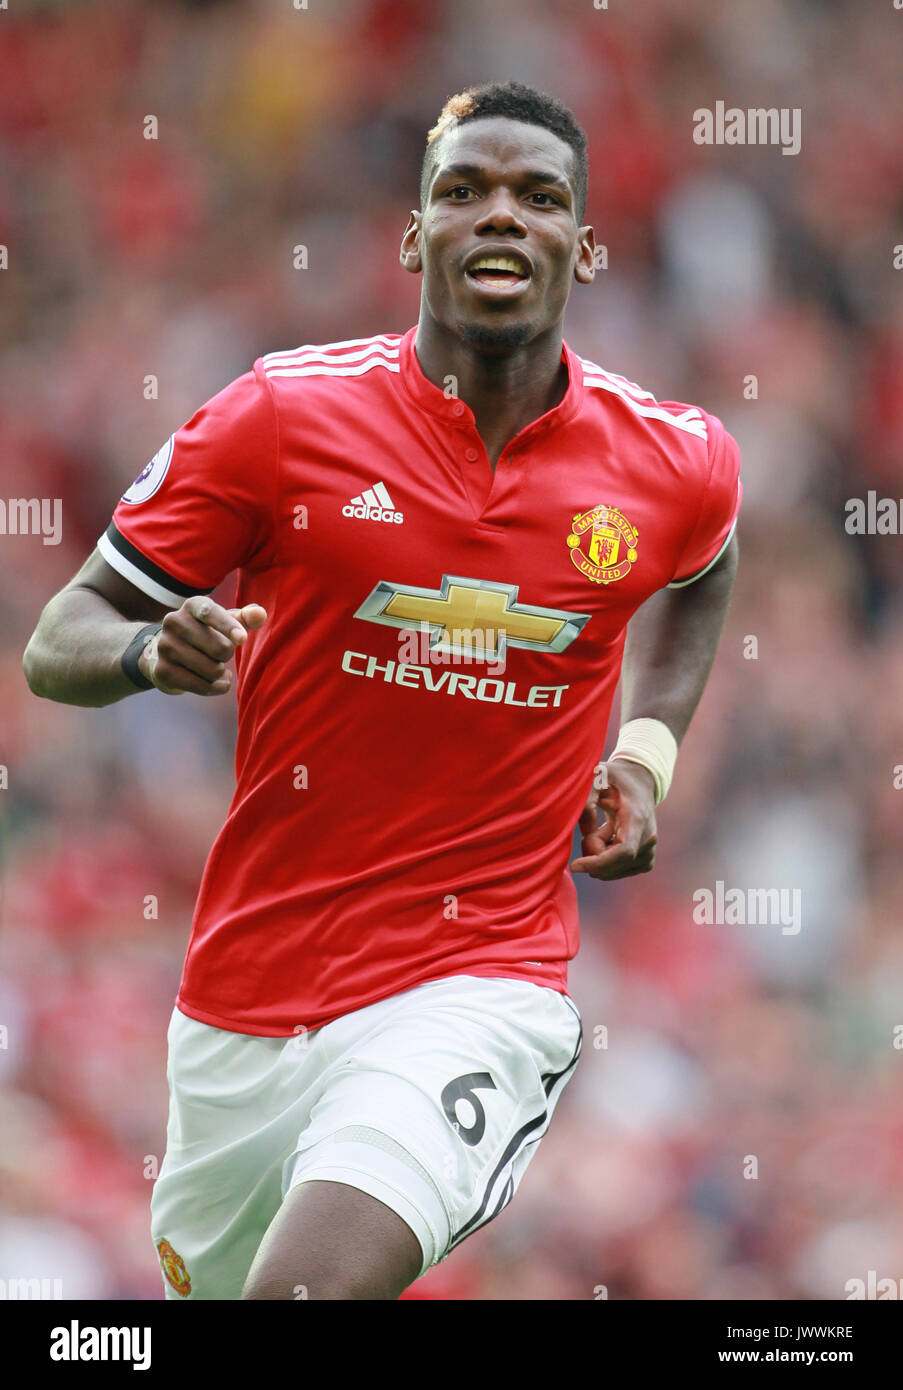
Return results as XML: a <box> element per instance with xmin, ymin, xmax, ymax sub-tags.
<box><xmin>472</xmin><ymin>193</ymin><xmax>528</xmax><ymax>237</ymax></box>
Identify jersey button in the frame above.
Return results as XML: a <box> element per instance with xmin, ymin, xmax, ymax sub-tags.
<box><xmin>452</xmin><ymin>402</ymin><xmax>465</xmax><ymax>416</ymax></box>
<box><xmin>464</xmin><ymin>447</ymin><xmax>478</xmax><ymax>461</ymax></box>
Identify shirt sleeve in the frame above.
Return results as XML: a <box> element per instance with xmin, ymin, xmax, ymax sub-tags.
<box><xmin>97</xmin><ymin>359</ymin><xmax>278</xmax><ymax>607</ymax></box>
<box><xmin>667</xmin><ymin>410</ymin><xmax>742</xmax><ymax>588</ymax></box>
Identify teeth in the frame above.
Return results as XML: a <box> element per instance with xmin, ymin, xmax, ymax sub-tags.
<box><xmin>469</xmin><ymin>256</ymin><xmax>528</xmax><ymax>276</ymax></box>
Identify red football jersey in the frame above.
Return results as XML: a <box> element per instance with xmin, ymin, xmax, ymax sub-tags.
<box><xmin>98</xmin><ymin>328</ymin><xmax>741</xmax><ymax>1034</ymax></box>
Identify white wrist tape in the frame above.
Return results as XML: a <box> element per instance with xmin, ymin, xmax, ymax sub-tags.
<box><xmin>608</xmin><ymin>718</ymin><xmax>679</xmax><ymax>805</ymax></box>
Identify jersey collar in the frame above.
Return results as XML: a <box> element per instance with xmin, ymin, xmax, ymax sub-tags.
<box><xmin>397</xmin><ymin>324</ymin><xmax>584</xmax><ymax>436</ymax></box>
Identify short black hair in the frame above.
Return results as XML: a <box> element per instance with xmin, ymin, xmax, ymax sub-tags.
<box><xmin>420</xmin><ymin>80</ymin><xmax>588</xmax><ymax>221</ymax></box>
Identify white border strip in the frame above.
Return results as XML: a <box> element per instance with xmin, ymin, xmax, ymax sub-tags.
<box><xmin>263</xmin><ymin>343</ymin><xmax>400</xmax><ymax>369</ymax></box>
<box><xmin>97</xmin><ymin>531</ymin><xmax>187</xmax><ymax>608</ymax></box>
<box><xmin>667</xmin><ymin>516</ymin><xmax>737</xmax><ymax>588</ymax></box>
<box><xmin>583</xmin><ymin>376</ymin><xmax>708</xmax><ymax>438</ymax></box>
<box><xmin>263</xmin><ymin>334</ymin><xmax>402</xmax><ymax>365</ymax></box>
<box><xmin>264</xmin><ymin>358</ymin><xmax>401</xmax><ymax>379</ymax></box>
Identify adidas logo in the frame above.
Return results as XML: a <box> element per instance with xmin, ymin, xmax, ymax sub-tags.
<box><xmin>342</xmin><ymin>480</ymin><xmax>404</xmax><ymax>524</ymax></box>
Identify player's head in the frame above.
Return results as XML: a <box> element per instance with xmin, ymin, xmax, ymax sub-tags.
<box><xmin>400</xmin><ymin>80</ymin><xmax>596</xmax><ymax>354</ymax></box>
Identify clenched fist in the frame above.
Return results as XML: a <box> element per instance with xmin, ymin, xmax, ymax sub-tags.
<box><xmin>570</xmin><ymin>758</ymin><xmax>658</xmax><ymax>880</ymax></box>
<box><xmin>139</xmin><ymin>596</ymin><xmax>267</xmax><ymax>696</ymax></box>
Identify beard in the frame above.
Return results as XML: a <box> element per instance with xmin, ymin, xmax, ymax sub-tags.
<box><xmin>455</xmin><ymin>319</ymin><xmax>534</xmax><ymax>353</ymax></box>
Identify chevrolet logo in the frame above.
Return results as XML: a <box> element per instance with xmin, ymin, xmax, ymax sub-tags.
<box><xmin>355</xmin><ymin>575</ymin><xmax>591</xmax><ymax>661</ymax></box>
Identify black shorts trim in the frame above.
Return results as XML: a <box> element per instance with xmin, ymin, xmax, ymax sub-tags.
<box><xmin>448</xmin><ymin>1014</ymin><xmax>583</xmax><ymax>1251</ymax></box>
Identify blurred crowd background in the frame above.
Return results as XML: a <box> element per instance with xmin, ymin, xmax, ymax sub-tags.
<box><xmin>1</xmin><ymin>0</ymin><xmax>902</xmax><ymax>1300</ymax></box>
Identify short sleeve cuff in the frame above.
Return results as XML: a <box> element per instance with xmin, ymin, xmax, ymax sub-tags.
<box><xmin>98</xmin><ymin>523</ymin><xmax>212</xmax><ymax>608</ymax></box>
<box><xmin>667</xmin><ymin>516</ymin><xmax>737</xmax><ymax>589</ymax></box>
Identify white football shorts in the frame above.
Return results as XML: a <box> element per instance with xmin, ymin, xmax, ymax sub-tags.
<box><xmin>149</xmin><ymin>973</ymin><xmax>582</xmax><ymax>1299</ymax></box>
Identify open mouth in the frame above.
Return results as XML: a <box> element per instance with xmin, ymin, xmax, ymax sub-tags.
<box><xmin>465</xmin><ymin>254</ymin><xmax>532</xmax><ymax>292</ymax></box>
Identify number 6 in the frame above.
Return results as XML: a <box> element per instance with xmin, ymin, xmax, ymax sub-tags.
<box><xmin>440</xmin><ymin>1071</ymin><xmax>497</xmax><ymax>1146</ymax></box>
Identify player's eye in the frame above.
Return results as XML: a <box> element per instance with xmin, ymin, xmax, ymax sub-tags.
<box><xmin>445</xmin><ymin>185</ymin><xmax>475</xmax><ymax>200</ymax></box>
<box><xmin>529</xmin><ymin>191</ymin><xmax>560</xmax><ymax>206</ymax></box>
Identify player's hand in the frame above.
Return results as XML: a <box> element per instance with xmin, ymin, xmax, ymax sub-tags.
<box><xmin>138</xmin><ymin>597</ymin><xmax>268</xmax><ymax>696</ymax></box>
<box><xmin>570</xmin><ymin>759</ymin><xmax>657</xmax><ymax>880</ymax></box>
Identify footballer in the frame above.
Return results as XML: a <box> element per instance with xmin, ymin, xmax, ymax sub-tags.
<box><xmin>23</xmin><ymin>82</ymin><xmax>740</xmax><ymax>1300</ymax></box>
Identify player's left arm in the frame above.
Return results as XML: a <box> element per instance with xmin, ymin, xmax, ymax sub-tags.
<box><xmin>571</xmin><ymin>531</ymin><xmax>738</xmax><ymax>880</ymax></box>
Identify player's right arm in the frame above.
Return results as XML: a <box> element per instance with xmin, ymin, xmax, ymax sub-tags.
<box><xmin>24</xmin><ymin>359</ymin><xmax>278</xmax><ymax>708</ymax></box>
<box><xmin>22</xmin><ymin>547</ymin><xmax>266</xmax><ymax>707</ymax></box>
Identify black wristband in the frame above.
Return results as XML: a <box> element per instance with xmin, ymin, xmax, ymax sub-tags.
<box><xmin>121</xmin><ymin>623</ymin><xmax>163</xmax><ymax>691</ymax></box>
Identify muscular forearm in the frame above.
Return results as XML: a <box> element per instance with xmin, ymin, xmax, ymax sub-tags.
<box><xmin>619</xmin><ymin>536</ymin><xmax>738</xmax><ymax>745</ymax></box>
<box><xmin>23</xmin><ymin>587</ymin><xmax>153</xmax><ymax>707</ymax></box>
<box><xmin>573</xmin><ymin>536</ymin><xmax>738</xmax><ymax>880</ymax></box>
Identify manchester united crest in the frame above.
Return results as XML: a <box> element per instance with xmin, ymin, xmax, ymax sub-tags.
<box><xmin>567</xmin><ymin>504</ymin><xmax>639</xmax><ymax>585</ymax></box>
<box><xmin>157</xmin><ymin>1238</ymin><xmax>192</xmax><ymax>1297</ymax></box>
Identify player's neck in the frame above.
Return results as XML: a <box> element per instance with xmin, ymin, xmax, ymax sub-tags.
<box><xmin>414</xmin><ymin>318</ymin><xmax>569</xmax><ymax>471</ymax></box>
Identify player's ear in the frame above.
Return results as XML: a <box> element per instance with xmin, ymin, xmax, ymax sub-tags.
<box><xmin>574</xmin><ymin>226</ymin><xmax>596</xmax><ymax>285</ymax></box>
<box><xmin>400</xmin><ymin>211</ymin><xmax>423</xmax><ymax>275</ymax></box>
